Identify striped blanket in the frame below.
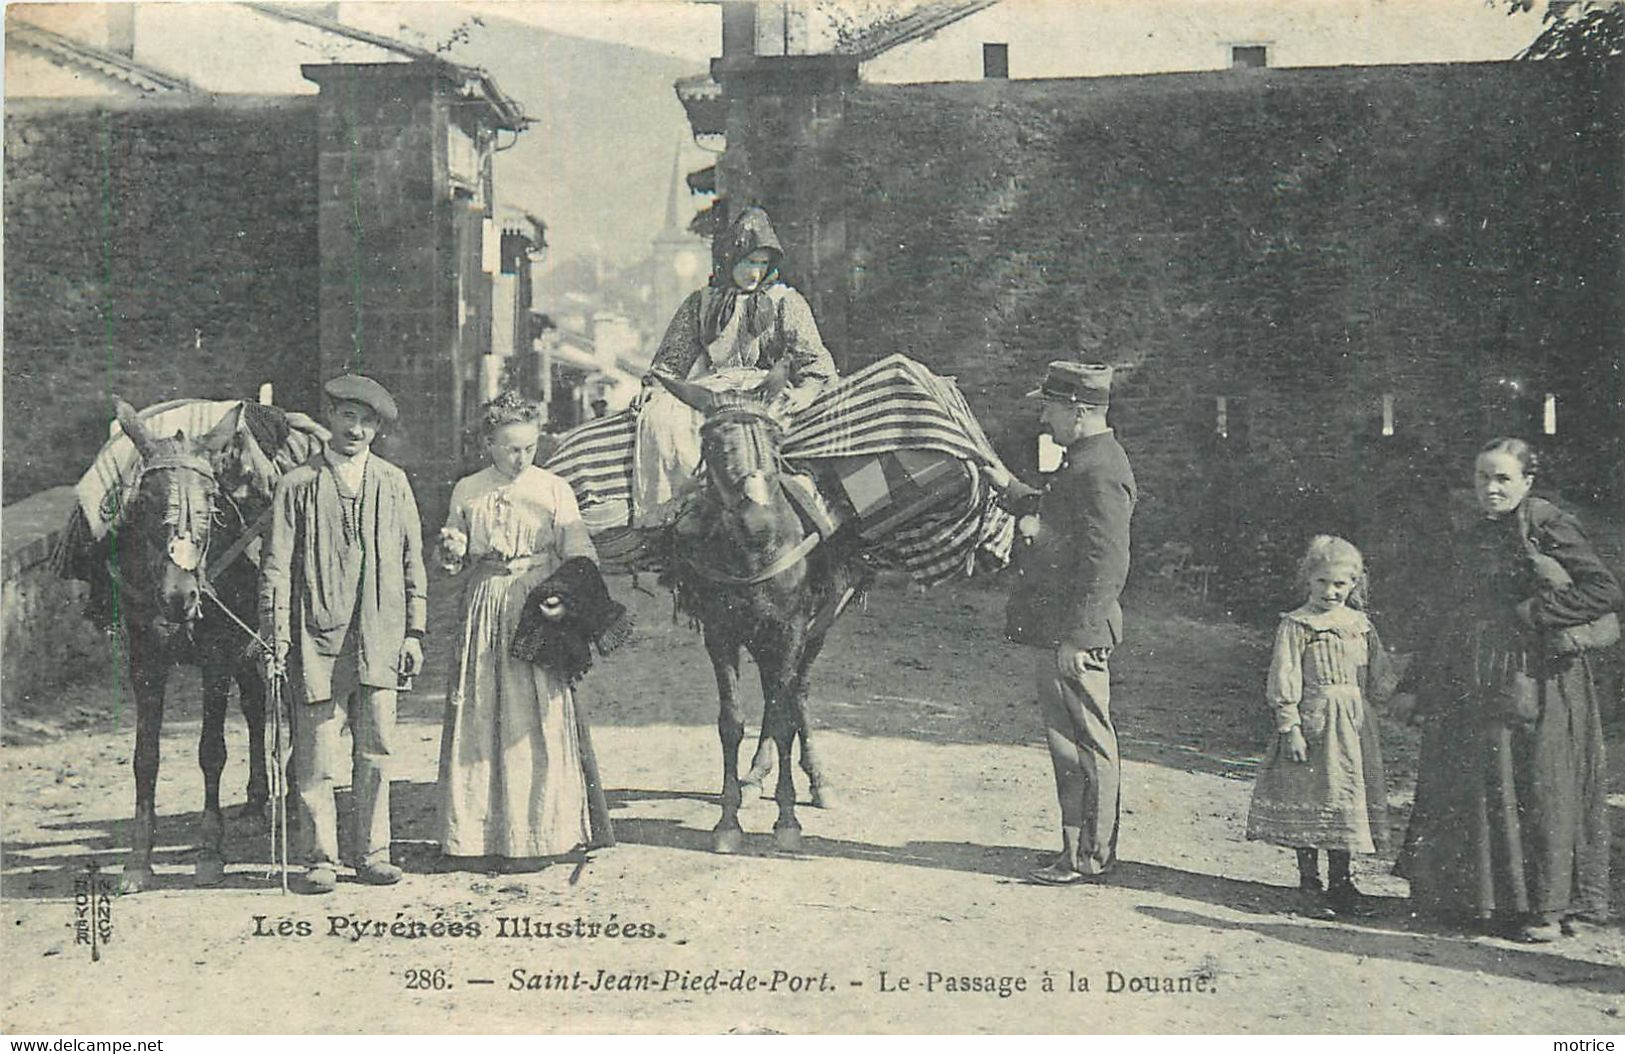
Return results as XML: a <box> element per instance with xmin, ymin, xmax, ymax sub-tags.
<box><xmin>69</xmin><ymin>399</ymin><xmax>324</xmax><ymax>540</ymax></box>
<box><xmin>545</xmin><ymin>354</ymin><xmax>1015</xmax><ymax>586</ymax></box>
<box><xmin>543</xmin><ymin>410</ymin><xmax>639</xmax><ymax>534</ymax></box>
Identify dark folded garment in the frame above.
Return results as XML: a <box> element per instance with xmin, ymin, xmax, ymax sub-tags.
<box><xmin>510</xmin><ymin>557</ymin><xmax>634</xmax><ymax>684</ymax></box>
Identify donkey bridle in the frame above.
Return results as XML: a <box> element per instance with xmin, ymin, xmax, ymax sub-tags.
<box><xmin>679</xmin><ymin>405</ymin><xmax>822</xmax><ymax>586</ymax></box>
<box><xmin>108</xmin><ymin>450</ymin><xmax>272</xmax><ymax>643</ymax></box>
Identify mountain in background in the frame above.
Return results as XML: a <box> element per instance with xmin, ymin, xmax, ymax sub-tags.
<box><xmin>383</xmin><ymin>5</ymin><xmax>716</xmax><ymax>275</ymax></box>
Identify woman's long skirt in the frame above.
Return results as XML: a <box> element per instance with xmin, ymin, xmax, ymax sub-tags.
<box><xmin>632</xmin><ymin>365</ymin><xmax>770</xmax><ymax>527</ymax></box>
<box><xmin>1396</xmin><ymin>655</ymin><xmax>1611</xmax><ymax>922</ymax></box>
<box><xmin>438</xmin><ymin>565</ymin><xmax>614</xmax><ymax>858</ymax></box>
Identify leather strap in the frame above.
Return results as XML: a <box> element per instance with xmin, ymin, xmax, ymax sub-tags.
<box><xmin>677</xmin><ymin>531</ymin><xmax>821</xmax><ymax>587</ymax></box>
<box><xmin>206</xmin><ymin>506</ymin><xmax>274</xmax><ymax>582</ymax></box>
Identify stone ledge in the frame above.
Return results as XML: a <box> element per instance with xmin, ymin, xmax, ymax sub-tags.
<box><xmin>2</xmin><ymin>487</ymin><xmax>77</xmax><ymax>582</ymax></box>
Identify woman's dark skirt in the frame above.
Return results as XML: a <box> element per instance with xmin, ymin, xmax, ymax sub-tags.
<box><xmin>1396</xmin><ymin>654</ymin><xmax>1611</xmax><ymax>924</ymax></box>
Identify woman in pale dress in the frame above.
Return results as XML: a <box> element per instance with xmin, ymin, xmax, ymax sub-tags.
<box><xmin>631</xmin><ymin>205</ymin><xmax>837</xmax><ymax>527</ymax></box>
<box><xmin>436</xmin><ymin>392</ymin><xmax>612</xmax><ymax>868</ymax></box>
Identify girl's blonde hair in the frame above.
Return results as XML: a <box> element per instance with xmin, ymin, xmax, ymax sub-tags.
<box><xmin>1296</xmin><ymin>534</ymin><xmax>1368</xmax><ymax>610</ymax></box>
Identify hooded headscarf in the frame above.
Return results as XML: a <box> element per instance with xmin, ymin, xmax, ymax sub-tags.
<box><xmin>698</xmin><ymin>206</ymin><xmax>785</xmax><ymax>346</ymax></box>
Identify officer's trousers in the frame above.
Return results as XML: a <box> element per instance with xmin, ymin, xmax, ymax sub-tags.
<box><xmin>1035</xmin><ymin>646</ymin><xmax>1120</xmax><ymax>875</ymax></box>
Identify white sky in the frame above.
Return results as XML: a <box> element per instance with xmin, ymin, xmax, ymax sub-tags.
<box><xmin>6</xmin><ymin>0</ymin><xmax>722</xmax><ymax>64</ymax></box>
<box><xmin>450</xmin><ymin>0</ymin><xmax>720</xmax><ymax>61</ymax></box>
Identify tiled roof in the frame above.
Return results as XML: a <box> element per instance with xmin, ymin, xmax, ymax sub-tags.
<box><xmin>686</xmin><ymin>164</ymin><xmax>717</xmax><ymax>195</ymax></box>
<box><xmin>675</xmin><ymin>71</ymin><xmax>726</xmax><ymax>139</ymax></box>
<box><xmin>839</xmin><ymin>0</ymin><xmax>1002</xmax><ymax>60</ymax></box>
<box><xmin>7</xmin><ymin>22</ymin><xmax>194</xmax><ymax>96</ymax></box>
<box><xmin>243</xmin><ymin>2</ymin><xmax>437</xmax><ymax>60</ymax></box>
<box><xmin>673</xmin><ymin>0</ymin><xmax>1001</xmax><ymax>140</ymax></box>
<box><xmin>248</xmin><ymin>2</ymin><xmax>528</xmax><ymax>129</ymax></box>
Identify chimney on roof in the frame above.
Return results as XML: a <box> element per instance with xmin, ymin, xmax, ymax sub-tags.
<box><xmin>720</xmin><ymin>1</ymin><xmax>758</xmax><ymax>58</ymax></box>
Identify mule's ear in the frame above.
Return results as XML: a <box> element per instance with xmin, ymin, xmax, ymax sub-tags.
<box><xmin>198</xmin><ymin>403</ymin><xmax>243</xmax><ymax>455</ymax></box>
<box><xmin>114</xmin><ymin>398</ymin><xmax>154</xmax><ymax>457</ymax></box>
<box><xmin>652</xmin><ymin>372</ymin><xmax>719</xmax><ymax>416</ymax></box>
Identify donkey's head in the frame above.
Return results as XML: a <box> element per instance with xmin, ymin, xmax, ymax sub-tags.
<box><xmin>655</xmin><ymin>362</ymin><xmax>799</xmax><ymax>557</ymax></box>
<box><xmin>111</xmin><ymin>399</ymin><xmax>241</xmax><ymax>627</ymax></box>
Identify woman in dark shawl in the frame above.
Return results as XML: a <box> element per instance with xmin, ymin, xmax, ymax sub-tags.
<box><xmin>1395</xmin><ymin>437</ymin><xmax>1620</xmax><ymax>942</ymax></box>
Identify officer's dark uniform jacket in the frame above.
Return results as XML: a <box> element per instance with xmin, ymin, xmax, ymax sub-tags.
<box><xmin>1003</xmin><ymin>430</ymin><xmax>1137</xmax><ymax>649</ymax></box>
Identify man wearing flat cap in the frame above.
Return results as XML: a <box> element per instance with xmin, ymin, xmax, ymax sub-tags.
<box><xmin>1001</xmin><ymin>361</ymin><xmax>1137</xmax><ymax>885</ymax></box>
<box><xmin>260</xmin><ymin>374</ymin><xmax>427</xmax><ymax>893</ymax></box>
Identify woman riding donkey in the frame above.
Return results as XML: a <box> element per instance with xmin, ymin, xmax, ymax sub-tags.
<box><xmin>633</xmin><ymin>206</ymin><xmax>838</xmax><ymax>531</ymax></box>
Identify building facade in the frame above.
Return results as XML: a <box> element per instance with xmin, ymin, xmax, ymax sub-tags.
<box><xmin>836</xmin><ymin>0</ymin><xmax>1544</xmax><ymax>83</ymax></box>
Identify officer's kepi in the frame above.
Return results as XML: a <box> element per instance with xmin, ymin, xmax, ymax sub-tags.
<box><xmin>1026</xmin><ymin>362</ymin><xmax>1112</xmax><ymax>405</ymax></box>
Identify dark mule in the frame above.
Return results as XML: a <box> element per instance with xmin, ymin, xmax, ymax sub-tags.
<box><xmin>655</xmin><ymin>369</ymin><xmax>871</xmax><ymax>853</ymax></box>
<box><xmin>101</xmin><ymin>400</ymin><xmax>285</xmax><ymax>893</ymax></box>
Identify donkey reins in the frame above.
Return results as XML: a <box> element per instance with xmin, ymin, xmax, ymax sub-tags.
<box><xmin>701</xmin><ymin>405</ymin><xmax>785</xmax><ymax>435</ymax></box>
<box><xmin>681</xmin><ymin>402</ymin><xmax>823</xmax><ymax>586</ymax></box>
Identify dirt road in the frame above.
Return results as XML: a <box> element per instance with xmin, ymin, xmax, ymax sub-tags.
<box><xmin>4</xmin><ymin>576</ymin><xmax>1622</xmax><ymax>1033</ymax></box>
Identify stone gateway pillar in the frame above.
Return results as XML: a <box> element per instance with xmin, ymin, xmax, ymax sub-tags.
<box><xmin>711</xmin><ymin>52</ymin><xmax>859</xmax><ymax>368</ymax></box>
<box><xmin>303</xmin><ymin>60</ymin><xmax>525</xmax><ymax>516</ymax></box>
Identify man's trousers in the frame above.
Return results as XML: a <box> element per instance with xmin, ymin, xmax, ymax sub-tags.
<box><xmin>1035</xmin><ymin>646</ymin><xmax>1120</xmax><ymax>875</ymax></box>
<box><xmin>290</xmin><ymin>650</ymin><xmax>396</xmax><ymax>869</ymax></box>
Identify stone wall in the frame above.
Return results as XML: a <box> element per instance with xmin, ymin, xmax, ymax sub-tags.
<box><xmin>717</xmin><ymin>59</ymin><xmax>1625</xmax><ymax>629</ymax></box>
<box><xmin>0</xmin><ymin>488</ymin><xmax>108</xmax><ymax>715</ymax></box>
<box><xmin>3</xmin><ymin>98</ymin><xmax>321</xmax><ymax>501</ymax></box>
<box><xmin>836</xmin><ymin>63</ymin><xmax>1623</xmax><ymax>499</ymax></box>
<box><xmin>305</xmin><ymin>63</ymin><xmax>503</xmax><ymax>528</ymax></box>
<box><xmin>714</xmin><ymin>55</ymin><xmax>859</xmax><ymax>362</ymax></box>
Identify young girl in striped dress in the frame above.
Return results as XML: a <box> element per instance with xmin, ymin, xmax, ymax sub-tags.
<box><xmin>1246</xmin><ymin>535</ymin><xmax>1398</xmax><ymax>917</ymax></box>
